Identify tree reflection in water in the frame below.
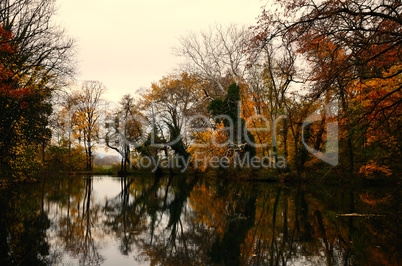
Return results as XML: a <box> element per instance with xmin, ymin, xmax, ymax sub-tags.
<box><xmin>0</xmin><ymin>180</ymin><xmax>50</xmax><ymax>265</ymax></box>
<box><xmin>0</xmin><ymin>174</ymin><xmax>400</xmax><ymax>265</ymax></box>
<box><xmin>55</xmin><ymin>176</ymin><xmax>104</xmax><ymax>265</ymax></box>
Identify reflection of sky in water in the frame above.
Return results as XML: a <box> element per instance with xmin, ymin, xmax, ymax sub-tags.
<box><xmin>92</xmin><ymin>176</ymin><xmax>122</xmax><ymax>204</ymax></box>
<box><xmin>46</xmin><ymin>176</ymin><xmax>149</xmax><ymax>265</ymax></box>
<box><xmin>88</xmin><ymin>176</ymin><xmax>147</xmax><ymax>265</ymax></box>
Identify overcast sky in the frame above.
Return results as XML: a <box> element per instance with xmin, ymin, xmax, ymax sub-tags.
<box><xmin>55</xmin><ymin>0</ymin><xmax>267</xmax><ymax>103</ymax></box>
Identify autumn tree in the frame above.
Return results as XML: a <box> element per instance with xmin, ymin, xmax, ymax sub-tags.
<box><xmin>352</xmin><ymin>68</ymin><xmax>401</xmax><ymax>176</ymax></box>
<box><xmin>187</xmin><ymin>83</ymin><xmax>258</xmax><ymax>173</ymax></box>
<box><xmin>243</xmin><ymin>38</ymin><xmax>304</xmax><ymax>169</ymax></box>
<box><xmin>0</xmin><ymin>0</ymin><xmax>75</xmax><ymax>180</ymax></box>
<box><xmin>208</xmin><ymin>83</ymin><xmax>256</xmax><ymax>157</ymax></box>
<box><xmin>142</xmin><ymin>73</ymin><xmax>204</xmax><ymax>167</ymax></box>
<box><xmin>105</xmin><ymin>94</ymin><xmax>148</xmax><ymax>174</ymax></box>
<box><xmin>250</xmin><ymin>0</ymin><xmax>401</xmax><ymax>174</ymax></box>
<box><xmin>176</xmin><ymin>23</ymin><xmax>304</xmax><ymax>173</ymax></box>
<box><xmin>72</xmin><ymin>81</ymin><xmax>105</xmax><ymax>171</ymax></box>
<box><xmin>0</xmin><ymin>0</ymin><xmax>75</xmax><ymax>83</ymax></box>
<box><xmin>46</xmin><ymin>89</ymin><xmax>88</xmax><ymax>172</ymax></box>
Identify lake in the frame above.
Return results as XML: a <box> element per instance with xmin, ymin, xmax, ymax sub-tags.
<box><xmin>0</xmin><ymin>174</ymin><xmax>400</xmax><ymax>265</ymax></box>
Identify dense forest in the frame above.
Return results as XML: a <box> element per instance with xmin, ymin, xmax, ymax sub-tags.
<box><xmin>1</xmin><ymin>0</ymin><xmax>401</xmax><ymax>182</ymax></box>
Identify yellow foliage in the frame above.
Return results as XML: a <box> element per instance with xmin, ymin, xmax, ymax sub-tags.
<box><xmin>358</xmin><ymin>160</ymin><xmax>392</xmax><ymax>177</ymax></box>
<box><xmin>188</xmin><ymin>185</ymin><xmax>229</xmax><ymax>237</ymax></box>
<box><xmin>187</xmin><ymin>121</ymin><xmax>235</xmax><ymax>171</ymax></box>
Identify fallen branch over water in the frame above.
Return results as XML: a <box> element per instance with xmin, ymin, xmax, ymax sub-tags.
<box><xmin>336</xmin><ymin>213</ymin><xmax>385</xmax><ymax>217</ymax></box>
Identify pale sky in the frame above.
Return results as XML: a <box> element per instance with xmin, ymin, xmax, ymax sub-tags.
<box><xmin>55</xmin><ymin>0</ymin><xmax>267</xmax><ymax>103</ymax></box>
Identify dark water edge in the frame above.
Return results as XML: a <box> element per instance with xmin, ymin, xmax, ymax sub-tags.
<box><xmin>0</xmin><ymin>174</ymin><xmax>400</xmax><ymax>265</ymax></box>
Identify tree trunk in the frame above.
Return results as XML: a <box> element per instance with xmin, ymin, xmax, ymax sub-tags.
<box><xmin>87</xmin><ymin>138</ymin><xmax>92</xmax><ymax>171</ymax></box>
<box><xmin>339</xmin><ymin>83</ymin><xmax>354</xmax><ymax>173</ymax></box>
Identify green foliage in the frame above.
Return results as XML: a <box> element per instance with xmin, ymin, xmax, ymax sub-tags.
<box><xmin>208</xmin><ymin>83</ymin><xmax>240</xmax><ymax>121</ymax></box>
<box><xmin>208</xmin><ymin>83</ymin><xmax>256</xmax><ymax>158</ymax></box>
<box><xmin>207</xmin><ymin>98</ymin><xmax>224</xmax><ymax>116</ymax></box>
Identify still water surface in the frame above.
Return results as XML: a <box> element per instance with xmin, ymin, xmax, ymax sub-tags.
<box><xmin>0</xmin><ymin>175</ymin><xmax>400</xmax><ymax>265</ymax></box>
